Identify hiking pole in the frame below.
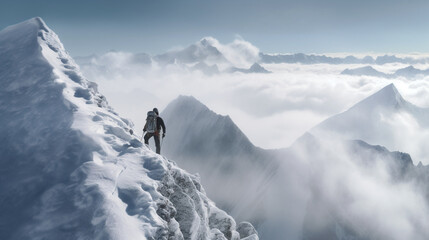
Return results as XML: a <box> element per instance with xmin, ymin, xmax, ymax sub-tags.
<box><xmin>141</xmin><ymin>130</ymin><xmax>144</xmax><ymax>142</ymax></box>
<box><xmin>161</xmin><ymin>134</ymin><xmax>165</xmax><ymax>148</ymax></box>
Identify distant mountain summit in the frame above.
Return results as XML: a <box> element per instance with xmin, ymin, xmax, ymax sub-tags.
<box><xmin>260</xmin><ymin>52</ymin><xmax>429</xmax><ymax>65</ymax></box>
<box><xmin>341</xmin><ymin>66</ymin><xmax>388</xmax><ymax>78</ymax></box>
<box><xmin>154</xmin><ymin>37</ymin><xmax>229</xmax><ymax>65</ymax></box>
<box><xmin>229</xmin><ymin>63</ymin><xmax>271</xmax><ymax>73</ymax></box>
<box><xmin>313</xmin><ymin>84</ymin><xmax>408</xmax><ymax>134</ymax></box>
<box><xmin>394</xmin><ymin>65</ymin><xmax>429</xmax><ymax>78</ymax></box>
<box><xmin>311</xmin><ymin>83</ymin><xmax>429</xmax><ymax>163</ymax></box>
<box><xmin>350</xmin><ymin>83</ymin><xmax>406</xmax><ymax>110</ymax></box>
<box><xmin>341</xmin><ymin>65</ymin><xmax>429</xmax><ymax>79</ymax></box>
<box><xmin>162</xmin><ymin>95</ymin><xmax>259</xmax><ymax>159</ymax></box>
<box><xmin>0</xmin><ymin>17</ymin><xmax>258</xmax><ymax>240</ymax></box>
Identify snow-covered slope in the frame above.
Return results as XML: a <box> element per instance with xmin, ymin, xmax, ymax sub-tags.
<box><xmin>0</xmin><ymin>17</ymin><xmax>258</xmax><ymax>240</ymax></box>
<box><xmin>311</xmin><ymin>83</ymin><xmax>429</xmax><ymax>164</ymax></box>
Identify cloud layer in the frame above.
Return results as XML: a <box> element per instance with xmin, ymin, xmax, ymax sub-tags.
<box><xmin>76</xmin><ymin>37</ymin><xmax>429</xmax><ymax>150</ymax></box>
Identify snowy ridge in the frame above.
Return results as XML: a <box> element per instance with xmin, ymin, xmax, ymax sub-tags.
<box><xmin>0</xmin><ymin>18</ymin><xmax>258</xmax><ymax>240</ymax></box>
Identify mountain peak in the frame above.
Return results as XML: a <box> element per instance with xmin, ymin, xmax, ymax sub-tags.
<box><xmin>198</xmin><ymin>37</ymin><xmax>217</xmax><ymax>47</ymax></box>
<box><xmin>0</xmin><ymin>17</ymin><xmax>48</xmax><ymax>36</ymax></box>
<box><xmin>341</xmin><ymin>66</ymin><xmax>387</xmax><ymax>77</ymax></box>
<box><xmin>351</xmin><ymin>83</ymin><xmax>406</xmax><ymax>111</ymax></box>
<box><xmin>380</xmin><ymin>83</ymin><xmax>396</xmax><ymax>92</ymax></box>
<box><xmin>162</xmin><ymin>95</ymin><xmax>256</xmax><ymax>157</ymax></box>
<box><xmin>28</xmin><ymin>17</ymin><xmax>49</xmax><ymax>30</ymax></box>
<box><xmin>168</xmin><ymin>95</ymin><xmax>210</xmax><ymax>112</ymax></box>
<box><xmin>154</xmin><ymin>37</ymin><xmax>227</xmax><ymax>65</ymax></box>
<box><xmin>249</xmin><ymin>63</ymin><xmax>271</xmax><ymax>73</ymax></box>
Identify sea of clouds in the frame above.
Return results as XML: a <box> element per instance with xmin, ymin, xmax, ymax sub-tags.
<box><xmin>75</xmin><ymin>37</ymin><xmax>429</xmax><ymax>150</ymax></box>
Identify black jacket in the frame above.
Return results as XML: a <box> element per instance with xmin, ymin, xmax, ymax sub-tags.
<box><xmin>156</xmin><ymin>116</ymin><xmax>166</xmax><ymax>133</ymax></box>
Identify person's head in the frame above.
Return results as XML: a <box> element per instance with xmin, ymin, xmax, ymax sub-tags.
<box><xmin>153</xmin><ymin>108</ymin><xmax>159</xmax><ymax>115</ymax></box>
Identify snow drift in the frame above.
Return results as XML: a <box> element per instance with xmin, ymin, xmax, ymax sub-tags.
<box><xmin>0</xmin><ymin>17</ymin><xmax>258</xmax><ymax>240</ymax></box>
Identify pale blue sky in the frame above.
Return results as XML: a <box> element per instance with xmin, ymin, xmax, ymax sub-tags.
<box><xmin>1</xmin><ymin>0</ymin><xmax>428</xmax><ymax>56</ymax></box>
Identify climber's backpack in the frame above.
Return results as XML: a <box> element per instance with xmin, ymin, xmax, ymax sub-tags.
<box><xmin>146</xmin><ymin>111</ymin><xmax>157</xmax><ymax>133</ymax></box>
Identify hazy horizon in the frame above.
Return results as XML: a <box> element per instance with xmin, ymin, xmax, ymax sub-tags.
<box><xmin>1</xmin><ymin>0</ymin><xmax>429</xmax><ymax>56</ymax></box>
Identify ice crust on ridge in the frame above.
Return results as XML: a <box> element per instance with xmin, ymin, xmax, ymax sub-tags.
<box><xmin>0</xmin><ymin>17</ymin><xmax>258</xmax><ymax>240</ymax></box>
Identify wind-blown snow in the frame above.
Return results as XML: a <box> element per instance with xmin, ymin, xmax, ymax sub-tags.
<box><xmin>0</xmin><ymin>17</ymin><xmax>258</xmax><ymax>240</ymax></box>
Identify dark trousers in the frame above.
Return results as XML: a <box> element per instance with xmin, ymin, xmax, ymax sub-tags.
<box><xmin>144</xmin><ymin>132</ymin><xmax>161</xmax><ymax>154</ymax></box>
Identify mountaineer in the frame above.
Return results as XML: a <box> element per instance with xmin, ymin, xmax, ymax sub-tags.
<box><xmin>143</xmin><ymin>108</ymin><xmax>166</xmax><ymax>154</ymax></box>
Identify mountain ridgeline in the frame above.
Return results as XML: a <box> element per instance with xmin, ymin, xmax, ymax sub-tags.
<box><xmin>341</xmin><ymin>65</ymin><xmax>429</xmax><ymax>78</ymax></box>
<box><xmin>0</xmin><ymin>18</ymin><xmax>259</xmax><ymax>240</ymax></box>
<box><xmin>160</xmin><ymin>86</ymin><xmax>429</xmax><ymax>240</ymax></box>
<box><xmin>161</xmin><ymin>96</ymin><xmax>282</xmax><ymax>223</ymax></box>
